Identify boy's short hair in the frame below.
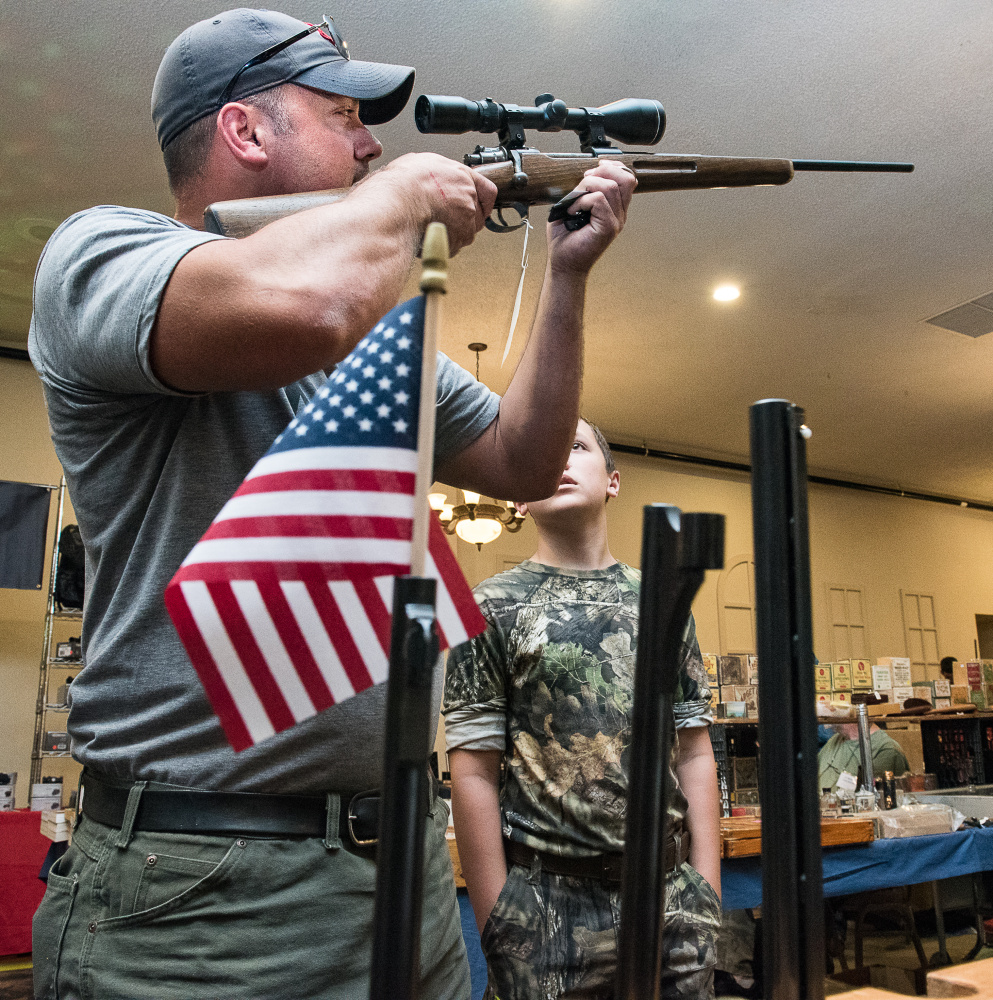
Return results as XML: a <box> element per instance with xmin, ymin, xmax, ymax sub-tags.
<box><xmin>581</xmin><ymin>418</ymin><xmax>615</xmax><ymax>474</ymax></box>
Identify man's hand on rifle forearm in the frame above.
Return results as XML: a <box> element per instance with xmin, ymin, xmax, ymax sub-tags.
<box><xmin>546</xmin><ymin>161</ymin><xmax>637</xmax><ymax>275</ymax></box>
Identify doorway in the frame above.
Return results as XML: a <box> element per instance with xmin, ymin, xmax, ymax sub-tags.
<box><xmin>975</xmin><ymin>614</ymin><xmax>993</xmax><ymax>658</ymax></box>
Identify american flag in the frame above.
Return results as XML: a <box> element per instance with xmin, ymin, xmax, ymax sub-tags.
<box><xmin>164</xmin><ymin>295</ymin><xmax>486</xmax><ymax>752</ymax></box>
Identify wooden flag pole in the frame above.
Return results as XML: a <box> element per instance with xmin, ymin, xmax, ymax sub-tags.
<box><xmin>411</xmin><ymin>222</ymin><xmax>449</xmax><ymax>576</ymax></box>
<box><xmin>368</xmin><ymin>225</ymin><xmax>449</xmax><ymax>1000</ymax></box>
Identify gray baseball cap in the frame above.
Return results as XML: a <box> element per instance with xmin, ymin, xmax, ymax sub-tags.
<box><xmin>152</xmin><ymin>8</ymin><xmax>415</xmax><ymax>149</ymax></box>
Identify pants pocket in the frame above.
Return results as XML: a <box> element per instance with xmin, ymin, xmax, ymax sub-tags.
<box><xmin>479</xmin><ymin>868</ymin><xmax>513</xmax><ymax>951</ymax></box>
<box><xmin>32</xmin><ymin>858</ymin><xmax>81</xmax><ymax>1000</ymax></box>
<box><xmin>80</xmin><ymin>840</ymin><xmax>245</xmax><ymax>1000</ymax></box>
<box><xmin>131</xmin><ymin>851</ymin><xmax>229</xmax><ymax>914</ymax></box>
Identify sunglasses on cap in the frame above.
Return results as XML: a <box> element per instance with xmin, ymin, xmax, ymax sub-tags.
<box><xmin>218</xmin><ymin>15</ymin><xmax>350</xmax><ymax>108</ymax></box>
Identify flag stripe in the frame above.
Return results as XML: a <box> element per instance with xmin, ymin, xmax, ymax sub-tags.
<box><xmin>328</xmin><ymin>580</ymin><xmax>391</xmax><ymax>684</ymax></box>
<box><xmin>426</xmin><ymin>549</ymin><xmax>458</xmax><ymax>649</ymax></box>
<box><xmin>302</xmin><ymin>569</ymin><xmax>378</xmax><ymax>695</ymax></box>
<box><xmin>257</xmin><ymin>577</ymin><xmax>335</xmax><ymax>713</ymax></box>
<box><xmin>236</xmin><ymin>469</ymin><xmax>415</xmax><ymax>497</ymax></box>
<box><xmin>216</xmin><ymin>490</ymin><xmax>414</xmax><ymax>521</ymax></box>
<box><xmin>246</xmin><ymin>446</ymin><xmax>418</xmax><ymax>479</ymax></box>
<box><xmin>207</xmin><ymin>582</ymin><xmax>296</xmax><ymax>734</ymax></box>
<box><xmin>230</xmin><ymin>580</ymin><xmax>317</xmax><ymax>723</ymax></box>
<box><xmin>164</xmin><ymin>583</ymin><xmax>255</xmax><ymax>752</ymax></box>
<box><xmin>353</xmin><ymin>576</ymin><xmax>393</xmax><ymax>655</ymax></box>
<box><xmin>428</xmin><ymin>518</ymin><xmax>487</xmax><ymax>645</ymax></box>
<box><xmin>279</xmin><ymin>581</ymin><xmax>357</xmax><ymax>703</ymax></box>
<box><xmin>374</xmin><ymin>576</ymin><xmax>395</xmax><ymax>619</ymax></box>
<box><xmin>203</xmin><ymin>515</ymin><xmax>412</xmax><ymax>542</ymax></box>
<box><xmin>183</xmin><ymin>537</ymin><xmax>411</xmax><ymax>566</ymax></box>
<box><xmin>178</xmin><ymin>581</ymin><xmax>276</xmax><ymax>746</ymax></box>
<box><xmin>172</xmin><ymin>560</ymin><xmax>411</xmax><ymax>585</ymax></box>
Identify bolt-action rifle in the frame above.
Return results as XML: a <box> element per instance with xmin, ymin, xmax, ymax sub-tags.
<box><xmin>203</xmin><ymin>94</ymin><xmax>913</xmax><ymax>238</ymax></box>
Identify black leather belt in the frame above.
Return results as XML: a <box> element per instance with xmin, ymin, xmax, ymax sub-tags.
<box><xmin>80</xmin><ymin>770</ymin><xmax>379</xmax><ymax>846</ymax></box>
<box><xmin>504</xmin><ymin>832</ymin><xmax>689</xmax><ymax>885</ymax></box>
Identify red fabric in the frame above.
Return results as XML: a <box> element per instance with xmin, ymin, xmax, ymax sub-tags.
<box><xmin>0</xmin><ymin>810</ymin><xmax>49</xmax><ymax>955</ymax></box>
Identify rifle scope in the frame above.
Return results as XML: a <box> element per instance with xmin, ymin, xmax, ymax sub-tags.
<box><xmin>414</xmin><ymin>95</ymin><xmax>666</xmax><ymax>146</ymax></box>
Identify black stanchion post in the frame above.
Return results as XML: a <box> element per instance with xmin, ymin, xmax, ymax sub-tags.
<box><xmin>370</xmin><ymin>576</ymin><xmax>439</xmax><ymax>1000</ymax></box>
<box><xmin>616</xmin><ymin>505</ymin><xmax>724</xmax><ymax>1000</ymax></box>
<box><xmin>750</xmin><ymin>399</ymin><xmax>825</xmax><ymax>1000</ymax></box>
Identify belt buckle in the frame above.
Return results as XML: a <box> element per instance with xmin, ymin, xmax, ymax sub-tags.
<box><xmin>602</xmin><ymin>853</ymin><xmax>624</xmax><ymax>884</ymax></box>
<box><xmin>347</xmin><ymin>790</ymin><xmax>380</xmax><ymax>846</ymax></box>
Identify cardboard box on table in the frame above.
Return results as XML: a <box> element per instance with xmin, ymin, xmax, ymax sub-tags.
<box><xmin>718</xmin><ymin>655</ymin><xmax>747</xmax><ymax>687</ymax></box>
<box><xmin>831</xmin><ymin>661</ymin><xmax>852</xmax><ymax>691</ymax></box>
<box><xmin>851</xmin><ymin>658</ymin><xmax>873</xmax><ymax>689</ymax></box>
<box><xmin>950</xmin><ymin>685</ymin><xmax>972</xmax><ymax>705</ymax></box>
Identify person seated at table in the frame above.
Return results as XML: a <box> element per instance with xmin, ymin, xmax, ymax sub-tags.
<box><xmin>818</xmin><ymin>720</ymin><xmax>909</xmax><ymax>791</ymax></box>
<box><xmin>940</xmin><ymin>657</ymin><xmax>956</xmax><ymax>682</ymax></box>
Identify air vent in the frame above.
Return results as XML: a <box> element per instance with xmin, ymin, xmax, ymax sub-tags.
<box><xmin>926</xmin><ymin>293</ymin><xmax>993</xmax><ymax>337</ymax></box>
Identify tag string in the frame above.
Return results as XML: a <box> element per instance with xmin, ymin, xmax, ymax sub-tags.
<box><xmin>502</xmin><ymin>219</ymin><xmax>534</xmax><ymax>367</ymax></box>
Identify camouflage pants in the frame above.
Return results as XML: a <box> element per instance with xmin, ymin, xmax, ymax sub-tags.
<box><xmin>480</xmin><ymin>859</ymin><xmax>720</xmax><ymax>1000</ymax></box>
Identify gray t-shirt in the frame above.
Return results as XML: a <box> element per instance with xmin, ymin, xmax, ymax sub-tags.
<box><xmin>29</xmin><ymin>205</ymin><xmax>500</xmax><ymax>794</ymax></box>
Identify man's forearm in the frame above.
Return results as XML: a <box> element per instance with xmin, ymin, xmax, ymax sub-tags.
<box><xmin>434</xmin><ymin>162</ymin><xmax>636</xmax><ymax>501</ymax></box>
<box><xmin>153</xmin><ymin>154</ymin><xmax>494</xmax><ymax>394</ymax></box>
<box><xmin>449</xmin><ymin>749</ymin><xmax>508</xmax><ymax>934</ymax></box>
<box><xmin>488</xmin><ymin>264</ymin><xmax>587</xmax><ymax>498</ymax></box>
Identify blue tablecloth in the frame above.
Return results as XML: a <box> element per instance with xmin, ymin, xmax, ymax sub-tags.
<box><xmin>722</xmin><ymin>824</ymin><xmax>993</xmax><ymax>910</ymax></box>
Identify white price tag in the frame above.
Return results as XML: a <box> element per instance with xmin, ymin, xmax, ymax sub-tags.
<box><xmin>836</xmin><ymin>770</ymin><xmax>858</xmax><ymax>793</ymax></box>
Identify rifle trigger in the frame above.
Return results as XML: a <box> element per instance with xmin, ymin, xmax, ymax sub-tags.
<box><xmin>485</xmin><ymin>204</ymin><xmax>529</xmax><ymax>234</ymax></box>
<box><xmin>548</xmin><ymin>191</ymin><xmax>591</xmax><ymax>231</ymax></box>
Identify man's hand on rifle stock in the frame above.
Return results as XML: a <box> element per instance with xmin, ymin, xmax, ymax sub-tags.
<box><xmin>546</xmin><ymin>161</ymin><xmax>638</xmax><ymax>275</ymax></box>
<box><xmin>376</xmin><ymin>152</ymin><xmax>498</xmax><ymax>255</ymax></box>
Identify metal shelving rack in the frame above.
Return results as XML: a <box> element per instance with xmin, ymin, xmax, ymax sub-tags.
<box><xmin>29</xmin><ymin>477</ymin><xmax>84</xmax><ymax>787</ymax></box>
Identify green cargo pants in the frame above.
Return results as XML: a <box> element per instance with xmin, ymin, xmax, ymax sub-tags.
<box><xmin>32</xmin><ymin>792</ymin><xmax>469</xmax><ymax>1000</ymax></box>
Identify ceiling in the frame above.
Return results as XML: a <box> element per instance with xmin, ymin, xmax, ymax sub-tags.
<box><xmin>2</xmin><ymin>1</ymin><xmax>992</xmax><ymax>502</ymax></box>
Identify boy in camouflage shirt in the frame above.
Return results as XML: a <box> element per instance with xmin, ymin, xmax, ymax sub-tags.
<box><xmin>444</xmin><ymin>420</ymin><xmax>721</xmax><ymax>1000</ymax></box>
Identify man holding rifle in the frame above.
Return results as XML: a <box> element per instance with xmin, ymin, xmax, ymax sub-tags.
<box><xmin>28</xmin><ymin>8</ymin><xmax>634</xmax><ymax>999</ymax></box>
<box><xmin>445</xmin><ymin>420</ymin><xmax>722</xmax><ymax>999</ymax></box>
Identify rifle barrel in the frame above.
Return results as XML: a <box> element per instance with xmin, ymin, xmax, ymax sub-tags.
<box><xmin>791</xmin><ymin>159</ymin><xmax>914</xmax><ymax>172</ymax></box>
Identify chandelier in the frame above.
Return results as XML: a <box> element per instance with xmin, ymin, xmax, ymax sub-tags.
<box><xmin>428</xmin><ymin>490</ymin><xmax>526</xmax><ymax>550</ymax></box>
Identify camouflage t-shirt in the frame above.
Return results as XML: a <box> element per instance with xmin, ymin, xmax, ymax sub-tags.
<box><xmin>443</xmin><ymin>561</ymin><xmax>712</xmax><ymax>857</ymax></box>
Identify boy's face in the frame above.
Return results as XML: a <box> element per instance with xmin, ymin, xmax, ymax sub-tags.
<box><xmin>518</xmin><ymin>421</ymin><xmax>619</xmax><ymax>520</ymax></box>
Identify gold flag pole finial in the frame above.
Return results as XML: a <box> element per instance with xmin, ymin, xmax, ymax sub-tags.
<box><xmin>411</xmin><ymin>223</ymin><xmax>449</xmax><ymax>576</ymax></box>
<box><xmin>419</xmin><ymin>222</ymin><xmax>450</xmax><ymax>295</ymax></box>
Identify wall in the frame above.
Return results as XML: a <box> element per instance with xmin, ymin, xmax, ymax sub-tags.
<box><xmin>445</xmin><ymin>450</ymin><xmax>993</xmax><ymax>682</ymax></box>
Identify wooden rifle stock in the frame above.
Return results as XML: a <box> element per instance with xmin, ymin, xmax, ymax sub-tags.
<box><xmin>204</xmin><ymin>151</ymin><xmax>911</xmax><ymax>238</ymax></box>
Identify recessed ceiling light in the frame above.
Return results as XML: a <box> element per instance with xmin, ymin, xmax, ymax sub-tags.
<box><xmin>713</xmin><ymin>285</ymin><xmax>740</xmax><ymax>302</ymax></box>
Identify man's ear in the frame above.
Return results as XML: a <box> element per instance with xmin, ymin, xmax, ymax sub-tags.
<box><xmin>216</xmin><ymin>103</ymin><xmax>270</xmax><ymax>170</ymax></box>
<box><xmin>514</xmin><ymin>501</ymin><xmax>528</xmax><ymax>518</ymax></box>
<box><xmin>605</xmin><ymin>470</ymin><xmax>620</xmax><ymax>502</ymax></box>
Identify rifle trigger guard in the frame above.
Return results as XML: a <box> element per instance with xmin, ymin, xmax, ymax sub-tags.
<box><xmin>486</xmin><ymin>203</ymin><xmax>529</xmax><ymax>233</ymax></box>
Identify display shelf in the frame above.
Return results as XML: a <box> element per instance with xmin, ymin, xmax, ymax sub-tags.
<box><xmin>29</xmin><ymin>477</ymin><xmax>84</xmax><ymax>795</ymax></box>
<box><xmin>918</xmin><ymin>712</ymin><xmax>993</xmax><ymax>788</ymax></box>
